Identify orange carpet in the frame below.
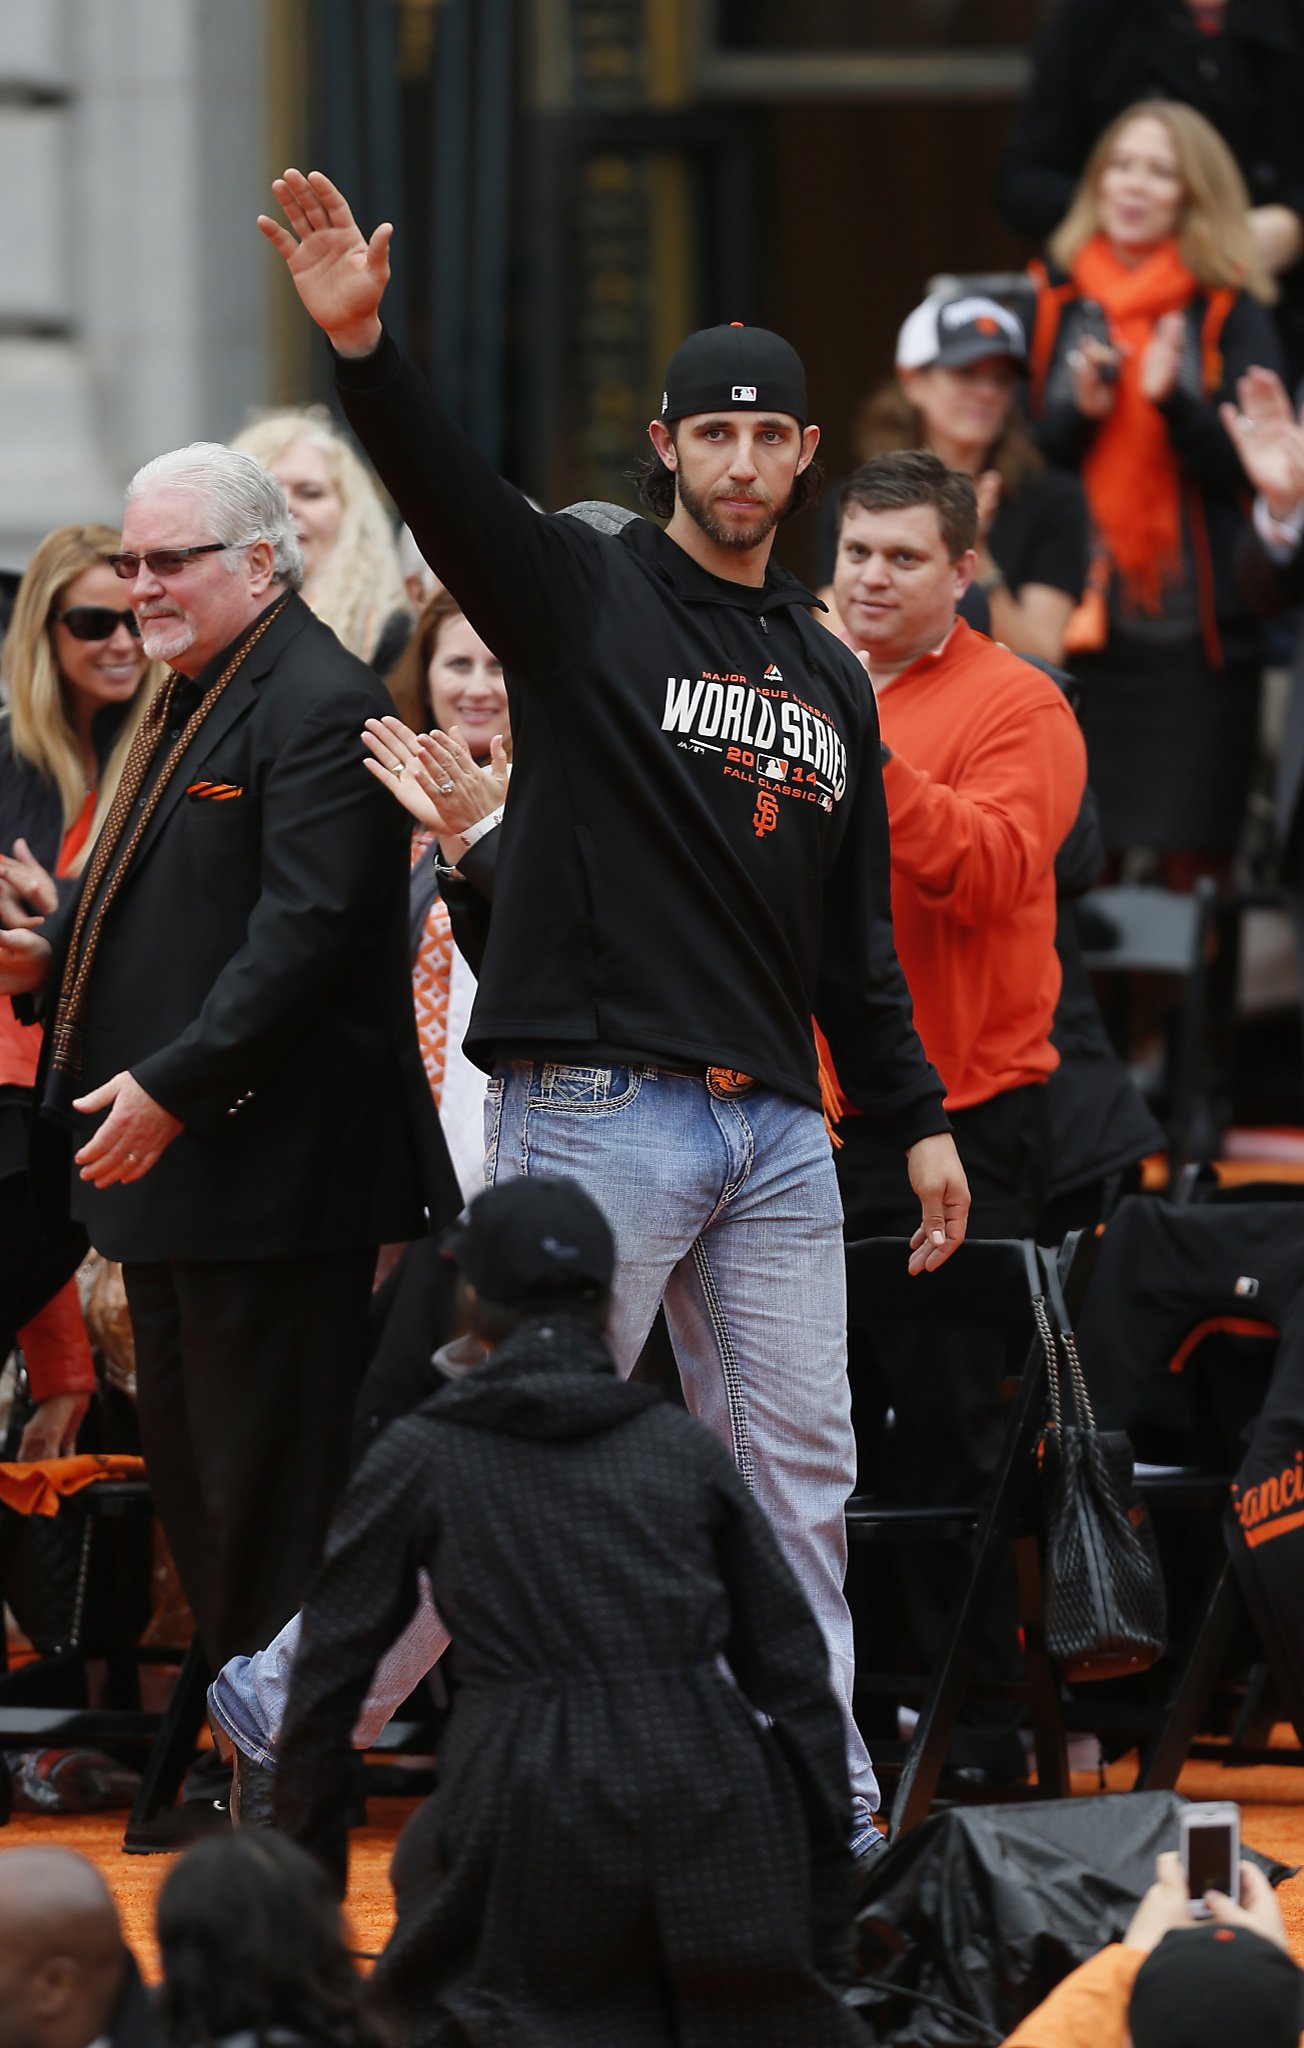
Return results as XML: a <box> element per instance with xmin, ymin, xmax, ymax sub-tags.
<box><xmin>0</xmin><ymin>1798</ymin><xmax>414</xmax><ymax>1980</ymax></box>
<box><xmin>5</xmin><ymin>1746</ymin><xmax>1304</xmax><ymax>1980</ymax></box>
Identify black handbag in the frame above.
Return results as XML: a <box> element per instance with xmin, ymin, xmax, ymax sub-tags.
<box><xmin>1030</xmin><ymin>1244</ymin><xmax>1167</xmax><ymax>1682</ymax></box>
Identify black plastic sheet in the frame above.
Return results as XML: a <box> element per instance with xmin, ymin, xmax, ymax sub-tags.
<box><xmin>849</xmin><ymin>1793</ymin><xmax>1293</xmax><ymax>2045</ymax></box>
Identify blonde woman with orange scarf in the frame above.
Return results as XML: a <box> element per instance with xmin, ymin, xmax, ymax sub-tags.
<box><xmin>1028</xmin><ymin>99</ymin><xmax>1280</xmax><ymax>878</ymax></box>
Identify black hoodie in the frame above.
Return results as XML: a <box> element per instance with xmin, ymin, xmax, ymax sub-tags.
<box><xmin>335</xmin><ymin>335</ymin><xmax>946</xmax><ymax>1146</ymax></box>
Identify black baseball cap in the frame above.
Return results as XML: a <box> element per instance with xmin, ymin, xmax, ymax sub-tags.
<box><xmin>661</xmin><ymin>323</ymin><xmax>807</xmax><ymax>426</ymax></box>
<box><xmin>896</xmin><ymin>292</ymin><xmax>1027</xmax><ymax>373</ymax></box>
<box><xmin>1129</xmin><ymin>1925</ymin><xmax>1304</xmax><ymax>2048</ymax></box>
<box><xmin>445</xmin><ymin>1178</ymin><xmax>615</xmax><ymax>1307</ymax></box>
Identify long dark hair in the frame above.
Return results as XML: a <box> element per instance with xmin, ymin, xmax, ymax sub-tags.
<box><xmin>383</xmin><ymin>587</ymin><xmax>466</xmax><ymax>733</ymax></box>
<box><xmin>156</xmin><ymin>1833</ymin><xmax>390</xmax><ymax>2048</ymax></box>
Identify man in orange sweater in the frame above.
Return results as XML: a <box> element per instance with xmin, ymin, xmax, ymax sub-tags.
<box><xmin>828</xmin><ymin>449</ymin><xmax>1086</xmax><ymax>1780</ymax></box>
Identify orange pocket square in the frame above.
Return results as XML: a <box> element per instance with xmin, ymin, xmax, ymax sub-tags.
<box><xmin>186</xmin><ymin>780</ymin><xmax>244</xmax><ymax>802</ymax></box>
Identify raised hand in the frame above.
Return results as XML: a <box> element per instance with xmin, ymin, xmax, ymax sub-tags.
<box><xmin>257</xmin><ymin>169</ymin><xmax>392</xmax><ymax>358</ymax></box>
<box><xmin>1220</xmin><ymin>366</ymin><xmax>1304</xmax><ymax>517</ymax></box>
<box><xmin>363</xmin><ymin>716</ymin><xmax>453</xmax><ymax>833</ymax></box>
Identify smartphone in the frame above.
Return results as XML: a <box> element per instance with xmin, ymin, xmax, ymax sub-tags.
<box><xmin>1181</xmin><ymin>1801</ymin><xmax>1240</xmax><ymax>1914</ymax></box>
<box><xmin>1076</xmin><ymin>298</ymin><xmax>1120</xmax><ymax>383</ymax></box>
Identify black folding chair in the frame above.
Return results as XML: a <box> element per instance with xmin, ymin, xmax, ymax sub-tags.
<box><xmin>845</xmin><ymin>1230</ymin><xmax>1100</xmax><ymax>1838</ymax></box>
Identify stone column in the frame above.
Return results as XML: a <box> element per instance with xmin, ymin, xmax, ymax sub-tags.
<box><xmin>0</xmin><ymin>0</ymin><xmax>271</xmax><ymax>570</ymax></box>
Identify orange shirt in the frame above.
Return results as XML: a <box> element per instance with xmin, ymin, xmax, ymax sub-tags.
<box><xmin>0</xmin><ymin>788</ymin><xmax>96</xmax><ymax>1092</ymax></box>
<box><xmin>874</xmin><ymin>619</ymin><xmax>1086</xmax><ymax>1112</ymax></box>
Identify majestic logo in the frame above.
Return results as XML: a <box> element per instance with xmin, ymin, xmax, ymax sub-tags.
<box><xmin>763</xmin><ymin>662</ymin><xmax>783</xmax><ymax>682</ymax></box>
<box><xmin>732</xmin><ymin>384</ymin><xmax>757</xmax><ymax>402</ymax></box>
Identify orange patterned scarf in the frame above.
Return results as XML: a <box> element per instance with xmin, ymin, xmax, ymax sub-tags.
<box><xmin>1070</xmin><ymin>235</ymin><xmax>1199</xmax><ymax>615</ymax></box>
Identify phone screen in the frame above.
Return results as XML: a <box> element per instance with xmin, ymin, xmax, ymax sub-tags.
<box><xmin>1185</xmin><ymin>1822</ymin><xmax>1236</xmax><ymax>1899</ymax></box>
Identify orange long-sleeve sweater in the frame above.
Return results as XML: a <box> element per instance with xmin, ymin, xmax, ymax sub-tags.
<box><xmin>869</xmin><ymin>619</ymin><xmax>1086</xmax><ymax>1113</ymax></box>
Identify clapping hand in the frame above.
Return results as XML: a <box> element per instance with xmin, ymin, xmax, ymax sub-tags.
<box><xmin>363</xmin><ymin>716</ymin><xmax>508</xmax><ymax>857</ymax></box>
<box><xmin>258</xmin><ymin>169</ymin><xmax>391</xmax><ymax>359</ymax></box>
<box><xmin>1068</xmin><ymin>335</ymin><xmax>1122</xmax><ymax>420</ymax></box>
<box><xmin>1220</xmin><ymin>366</ymin><xmax>1304</xmax><ymax>518</ymax></box>
<box><xmin>1139</xmin><ymin>311</ymin><xmax>1185</xmax><ymax>404</ymax></box>
<box><xmin>0</xmin><ymin>838</ymin><xmax>57</xmax><ymax>931</ymax></box>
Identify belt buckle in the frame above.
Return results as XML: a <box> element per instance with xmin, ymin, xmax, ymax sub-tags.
<box><xmin>706</xmin><ymin>1066</ymin><xmax>755</xmax><ymax>1100</ymax></box>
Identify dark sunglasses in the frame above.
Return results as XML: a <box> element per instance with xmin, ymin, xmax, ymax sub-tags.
<box><xmin>50</xmin><ymin>605</ymin><xmax>142</xmax><ymax>642</ymax></box>
<box><xmin>107</xmin><ymin>538</ymin><xmax>255</xmax><ymax>580</ymax></box>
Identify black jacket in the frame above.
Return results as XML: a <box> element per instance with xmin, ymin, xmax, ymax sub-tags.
<box><xmin>277</xmin><ymin>1313</ymin><xmax>864</xmax><ymax>2048</ymax></box>
<box><xmin>39</xmin><ymin>595</ymin><xmax>458</xmax><ymax>1262</ymax></box>
<box><xmin>336</xmin><ymin>335</ymin><xmax>946</xmax><ymax>1146</ymax></box>
<box><xmin>0</xmin><ymin>701</ymin><xmax>134</xmax><ymax>881</ymax></box>
<box><xmin>1239</xmin><ymin>516</ymin><xmax>1304</xmax><ymax>859</ymax></box>
<box><xmin>109</xmin><ymin>1952</ymin><xmax>160</xmax><ymax>2048</ymax></box>
<box><xmin>1028</xmin><ymin>273</ymin><xmax>1282</xmax><ymax>668</ymax></box>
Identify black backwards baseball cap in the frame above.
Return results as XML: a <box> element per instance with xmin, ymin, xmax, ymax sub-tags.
<box><xmin>661</xmin><ymin>322</ymin><xmax>807</xmax><ymax>426</ymax></box>
<box><xmin>444</xmin><ymin>1177</ymin><xmax>615</xmax><ymax>1308</ymax></box>
<box><xmin>896</xmin><ymin>292</ymin><xmax>1028</xmax><ymax>373</ymax></box>
<box><xmin>1128</xmin><ymin>1925</ymin><xmax>1304</xmax><ymax>2048</ymax></box>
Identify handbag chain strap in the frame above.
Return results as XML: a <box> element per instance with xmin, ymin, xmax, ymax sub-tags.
<box><xmin>1032</xmin><ymin>1289</ymin><xmax>1065</xmax><ymax>1433</ymax></box>
<box><xmin>1029</xmin><ymin>1239</ymin><xmax>1098</xmax><ymax>1434</ymax></box>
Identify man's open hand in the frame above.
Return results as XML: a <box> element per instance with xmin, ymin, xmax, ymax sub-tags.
<box><xmin>905</xmin><ymin>1131</ymin><xmax>970</xmax><ymax>1274</ymax></box>
<box><xmin>258</xmin><ymin>169</ymin><xmax>391</xmax><ymax>358</ymax></box>
<box><xmin>1220</xmin><ymin>365</ymin><xmax>1304</xmax><ymax>518</ymax></box>
<box><xmin>72</xmin><ymin>1071</ymin><xmax>183</xmax><ymax>1188</ymax></box>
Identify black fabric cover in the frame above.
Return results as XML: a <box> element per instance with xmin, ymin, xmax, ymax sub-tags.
<box><xmin>1077</xmin><ymin>1197</ymin><xmax>1304</xmax><ymax>1737</ymax></box>
<box><xmin>850</xmin><ymin>1792</ymin><xmax>1292</xmax><ymax>2046</ymax></box>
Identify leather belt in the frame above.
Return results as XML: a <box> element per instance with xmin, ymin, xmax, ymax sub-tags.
<box><xmin>645</xmin><ymin>1062</ymin><xmax>757</xmax><ymax>1099</ymax></box>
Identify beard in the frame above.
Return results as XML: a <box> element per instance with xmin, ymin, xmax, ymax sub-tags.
<box><xmin>138</xmin><ymin>607</ymin><xmax>197</xmax><ymax>662</ymax></box>
<box><xmin>675</xmin><ymin>470</ymin><xmax>790</xmax><ymax>551</ymax></box>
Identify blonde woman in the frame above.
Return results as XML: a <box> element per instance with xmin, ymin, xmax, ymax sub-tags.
<box><xmin>0</xmin><ymin>523</ymin><xmax>161</xmax><ymax>1457</ymax></box>
<box><xmin>1027</xmin><ymin>100</ymin><xmax>1282</xmax><ymax>873</ymax></box>
<box><xmin>231</xmin><ymin>407</ymin><xmax>409</xmax><ymax>670</ymax></box>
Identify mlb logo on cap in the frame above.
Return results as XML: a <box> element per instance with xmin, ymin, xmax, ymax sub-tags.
<box><xmin>732</xmin><ymin>384</ymin><xmax>757</xmax><ymax>402</ymax></box>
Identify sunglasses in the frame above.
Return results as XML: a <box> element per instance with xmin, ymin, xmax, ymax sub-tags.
<box><xmin>50</xmin><ymin>605</ymin><xmax>142</xmax><ymax>642</ymax></box>
<box><xmin>107</xmin><ymin>538</ymin><xmax>256</xmax><ymax>580</ymax></box>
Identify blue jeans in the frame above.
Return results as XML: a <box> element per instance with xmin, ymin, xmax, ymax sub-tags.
<box><xmin>210</xmin><ymin>1061</ymin><xmax>879</xmax><ymax>1822</ymax></box>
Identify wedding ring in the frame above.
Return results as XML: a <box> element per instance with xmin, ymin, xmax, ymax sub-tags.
<box><xmin>393</xmin><ymin>764</ymin><xmax>406</xmax><ymax>779</ymax></box>
<box><xmin>1239</xmin><ymin>416</ymin><xmax>1257</xmax><ymax>433</ymax></box>
<box><xmin>437</xmin><ymin>778</ymin><xmax>455</xmax><ymax>794</ymax></box>
<box><xmin>125</xmin><ymin>1151</ymin><xmax>138</xmax><ymax>1163</ymax></box>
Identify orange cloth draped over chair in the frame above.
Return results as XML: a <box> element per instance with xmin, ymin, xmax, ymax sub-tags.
<box><xmin>0</xmin><ymin>1452</ymin><xmax>146</xmax><ymax>1517</ymax></box>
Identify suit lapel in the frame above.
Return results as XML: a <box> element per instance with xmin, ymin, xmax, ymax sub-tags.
<box><xmin>123</xmin><ymin>595</ymin><xmax>310</xmax><ymax>877</ymax></box>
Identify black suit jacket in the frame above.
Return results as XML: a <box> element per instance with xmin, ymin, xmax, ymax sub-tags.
<box><xmin>1239</xmin><ymin>522</ymin><xmax>1304</xmax><ymax>865</ymax></box>
<box><xmin>42</xmin><ymin>594</ymin><xmax>458</xmax><ymax>1262</ymax></box>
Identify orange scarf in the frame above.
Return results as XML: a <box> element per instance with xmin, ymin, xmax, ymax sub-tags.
<box><xmin>1070</xmin><ymin>235</ymin><xmax>1198</xmax><ymax>615</ymax></box>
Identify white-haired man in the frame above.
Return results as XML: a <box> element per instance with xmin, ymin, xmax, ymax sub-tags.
<box><xmin>0</xmin><ymin>445</ymin><xmax>458</xmax><ymax>1678</ymax></box>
